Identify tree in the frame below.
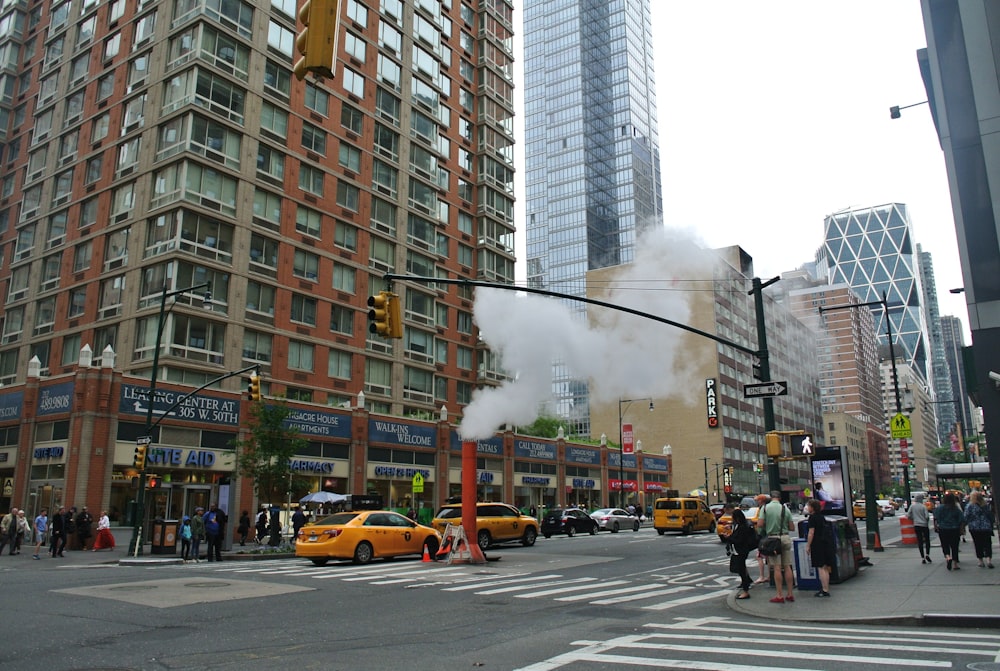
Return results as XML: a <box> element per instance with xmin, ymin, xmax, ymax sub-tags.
<box><xmin>231</xmin><ymin>399</ymin><xmax>310</xmax><ymax>503</ymax></box>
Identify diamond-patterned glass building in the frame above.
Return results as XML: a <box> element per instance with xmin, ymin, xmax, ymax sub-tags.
<box><xmin>821</xmin><ymin>204</ymin><xmax>932</xmax><ymax>387</ymax></box>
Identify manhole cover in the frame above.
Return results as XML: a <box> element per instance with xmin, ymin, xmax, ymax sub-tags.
<box><xmin>968</xmin><ymin>664</ymin><xmax>1000</xmax><ymax>671</ymax></box>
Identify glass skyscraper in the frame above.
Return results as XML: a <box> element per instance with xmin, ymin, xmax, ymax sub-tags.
<box><xmin>523</xmin><ymin>0</ymin><xmax>663</xmax><ymax>434</ymax></box>
<box><xmin>821</xmin><ymin>204</ymin><xmax>932</xmax><ymax>387</ymax></box>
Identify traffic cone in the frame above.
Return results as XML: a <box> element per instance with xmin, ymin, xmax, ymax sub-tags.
<box><xmin>422</xmin><ymin>543</ymin><xmax>432</xmax><ymax>562</ymax></box>
<box><xmin>873</xmin><ymin>531</ymin><xmax>885</xmax><ymax>552</ymax></box>
<box><xmin>435</xmin><ymin>537</ymin><xmax>452</xmax><ymax>558</ymax></box>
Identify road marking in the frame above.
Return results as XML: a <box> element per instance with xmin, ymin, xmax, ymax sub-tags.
<box><xmin>474</xmin><ymin>576</ymin><xmax>598</xmax><ymax>595</ymax></box>
<box><xmin>520</xmin><ymin>579</ymin><xmax>630</xmax><ymax>599</ymax></box>
<box><xmin>641</xmin><ymin>588</ymin><xmax>730</xmax><ymax>610</ymax></box>
<box><xmin>589</xmin><ymin>584</ymin><xmax>694</xmax><ymax>605</ymax></box>
<box><xmin>443</xmin><ymin>574</ymin><xmax>564</xmax><ymax>592</ymax></box>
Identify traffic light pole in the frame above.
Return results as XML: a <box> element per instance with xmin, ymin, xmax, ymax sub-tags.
<box><xmin>750</xmin><ymin>277</ymin><xmax>782</xmax><ymax>497</ymax></box>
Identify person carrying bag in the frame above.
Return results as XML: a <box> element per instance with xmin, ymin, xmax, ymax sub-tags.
<box><xmin>726</xmin><ymin>508</ymin><xmax>757</xmax><ymax>599</ymax></box>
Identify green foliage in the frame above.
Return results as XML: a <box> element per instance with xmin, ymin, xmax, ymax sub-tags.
<box><xmin>517</xmin><ymin>415</ymin><xmax>564</xmax><ymax>439</ymax></box>
<box><xmin>231</xmin><ymin>400</ymin><xmax>311</xmax><ymax>503</ymax></box>
<box><xmin>930</xmin><ymin>446</ymin><xmax>967</xmax><ymax>464</ymax></box>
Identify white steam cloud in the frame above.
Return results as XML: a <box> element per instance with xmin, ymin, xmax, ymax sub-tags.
<box><xmin>458</xmin><ymin>228</ymin><xmax>713</xmax><ymax>440</ymax></box>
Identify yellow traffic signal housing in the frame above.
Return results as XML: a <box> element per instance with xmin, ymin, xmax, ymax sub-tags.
<box><xmin>293</xmin><ymin>0</ymin><xmax>340</xmax><ymax>81</ymax></box>
<box><xmin>765</xmin><ymin>432</ymin><xmax>782</xmax><ymax>458</ymax></box>
<box><xmin>248</xmin><ymin>373</ymin><xmax>262</xmax><ymax>402</ymax></box>
<box><xmin>133</xmin><ymin>444</ymin><xmax>147</xmax><ymax>470</ymax></box>
<box><xmin>367</xmin><ymin>291</ymin><xmax>403</xmax><ymax>338</ymax></box>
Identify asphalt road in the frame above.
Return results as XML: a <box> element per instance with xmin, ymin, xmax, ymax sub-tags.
<box><xmin>2</xmin><ymin>519</ymin><xmax>993</xmax><ymax>671</ymax></box>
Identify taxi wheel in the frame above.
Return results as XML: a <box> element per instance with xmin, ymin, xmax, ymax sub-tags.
<box><xmin>353</xmin><ymin>541</ymin><xmax>374</xmax><ymax>564</ymax></box>
<box><xmin>683</xmin><ymin>523</ymin><xmax>693</xmax><ymax>535</ymax></box>
<box><xmin>611</xmin><ymin>522</ymin><xmax>620</xmax><ymax>533</ymax></box>
<box><xmin>521</xmin><ymin>527</ymin><xmax>537</xmax><ymax>547</ymax></box>
<box><xmin>423</xmin><ymin>536</ymin><xmax>440</xmax><ymax>557</ymax></box>
<box><xmin>709</xmin><ymin>521</ymin><xmax>717</xmax><ymax>533</ymax></box>
<box><xmin>477</xmin><ymin>530</ymin><xmax>492</xmax><ymax>551</ymax></box>
<box><xmin>567</xmin><ymin>525</ymin><xmax>576</xmax><ymax>537</ymax></box>
<box><xmin>310</xmin><ymin>558</ymin><xmax>329</xmax><ymax>567</ymax></box>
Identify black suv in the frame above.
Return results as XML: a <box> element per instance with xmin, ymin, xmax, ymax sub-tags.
<box><xmin>541</xmin><ymin>508</ymin><xmax>599</xmax><ymax>538</ymax></box>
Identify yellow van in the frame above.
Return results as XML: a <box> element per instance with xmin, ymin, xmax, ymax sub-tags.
<box><xmin>653</xmin><ymin>497</ymin><xmax>717</xmax><ymax>535</ymax></box>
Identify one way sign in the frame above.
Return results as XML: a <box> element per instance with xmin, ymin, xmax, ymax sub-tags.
<box><xmin>743</xmin><ymin>381</ymin><xmax>789</xmax><ymax>398</ymax></box>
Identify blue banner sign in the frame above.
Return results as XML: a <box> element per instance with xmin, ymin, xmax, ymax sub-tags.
<box><xmin>643</xmin><ymin>456</ymin><xmax>669</xmax><ymax>472</ymax></box>
<box><xmin>449</xmin><ymin>432</ymin><xmax>503</xmax><ymax>455</ymax></box>
<box><xmin>284</xmin><ymin>408</ymin><xmax>352</xmax><ymax>438</ymax></box>
<box><xmin>608</xmin><ymin>452</ymin><xmax>638</xmax><ymax>468</ymax></box>
<box><xmin>565</xmin><ymin>446</ymin><xmax>600</xmax><ymax>465</ymax></box>
<box><xmin>119</xmin><ymin>384</ymin><xmax>240</xmax><ymax>426</ymax></box>
<box><xmin>37</xmin><ymin>382</ymin><xmax>74</xmax><ymax>416</ymax></box>
<box><xmin>572</xmin><ymin>478</ymin><xmax>596</xmax><ymax>488</ymax></box>
<box><xmin>147</xmin><ymin>448</ymin><xmax>218</xmax><ymax>468</ymax></box>
<box><xmin>514</xmin><ymin>439</ymin><xmax>556</xmax><ymax>461</ymax></box>
<box><xmin>369</xmin><ymin>420</ymin><xmax>436</xmax><ymax>447</ymax></box>
<box><xmin>0</xmin><ymin>391</ymin><xmax>23</xmax><ymax>422</ymax></box>
<box><xmin>33</xmin><ymin>446</ymin><xmax>65</xmax><ymax>460</ymax></box>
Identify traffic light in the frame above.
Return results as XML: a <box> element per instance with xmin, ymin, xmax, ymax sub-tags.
<box><xmin>368</xmin><ymin>291</ymin><xmax>403</xmax><ymax>338</ymax></box>
<box><xmin>765</xmin><ymin>432</ymin><xmax>782</xmax><ymax>457</ymax></box>
<box><xmin>248</xmin><ymin>373</ymin><xmax>261</xmax><ymax>402</ymax></box>
<box><xmin>147</xmin><ymin>475</ymin><xmax>161</xmax><ymax>489</ymax></box>
<box><xmin>789</xmin><ymin>433</ymin><xmax>815</xmax><ymax>456</ymax></box>
<box><xmin>133</xmin><ymin>444</ymin><xmax>147</xmax><ymax>470</ymax></box>
<box><xmin>293</xmin><ymin>0</ymin><xmax>340</xmax><ymax>81</ymax></box>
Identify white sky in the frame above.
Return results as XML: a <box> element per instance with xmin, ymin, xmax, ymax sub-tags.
<box><xmin>513</xmin><ymin>3</ymin><xmax>970</xmax><ymax>336</ymax></box>
<box><xmin>652</xmin><ymin>2</ymin><xmax>968</xmax><ymax>329</ymax></box>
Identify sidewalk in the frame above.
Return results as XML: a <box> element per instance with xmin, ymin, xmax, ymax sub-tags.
<box><xmin>728</xmin><ymin>541</ymin><xmax>1000</xmax><ymax>628</ymax></box>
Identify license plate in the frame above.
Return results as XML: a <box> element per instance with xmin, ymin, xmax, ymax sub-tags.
<box><xmin>308</xmin><ymin>535</ymin><xmax>317</xmax><ymax>541</ymax></box>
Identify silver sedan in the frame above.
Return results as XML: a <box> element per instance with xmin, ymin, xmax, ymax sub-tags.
<box><xmin>590</xmin><ymin>508</ymin><xmax>641</xmax><ymax>533</ymax></box>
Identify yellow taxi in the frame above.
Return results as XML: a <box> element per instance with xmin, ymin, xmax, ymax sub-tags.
<box><xmin>653</xmin><ymin>497</ymin><xmax>717</xmax><ymax>535</ymax></box>
<box><xmin>295</xmin><ymin>510</ymin><xmax>441</xmax><ymax>566</ymax></box>
<box><xmin>852</xmin><ymin>500</ymin><xmax>884</xmax><ymax>521</ymax></box>
<box><xmin>716</xmin><ymin>506</ymin><xmax>761</xmax><ymax>543</ymax></box>
<box><xmin>431</xmin><ymin>502</ymin><xmax>538</xmax><ymax>551</ymax></box>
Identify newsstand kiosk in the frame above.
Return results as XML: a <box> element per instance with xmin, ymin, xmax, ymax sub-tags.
<box><xmin>795</xmin><ymin>445</ymin><xmax>859</xmax><ymax>587</ymax></box>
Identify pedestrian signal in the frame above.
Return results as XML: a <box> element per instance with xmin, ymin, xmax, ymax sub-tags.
<box><xmin>147</xmin><ymin>475</ymin><xmax>161</xmax><ymax>489</ymax></box>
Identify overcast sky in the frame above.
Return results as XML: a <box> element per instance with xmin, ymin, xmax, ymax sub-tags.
<box><xmin>650</xmin><ymin>2</ymin><xmax>968</xmax><ymax>330</ymax></box>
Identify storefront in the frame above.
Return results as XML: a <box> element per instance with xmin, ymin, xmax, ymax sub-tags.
<box><xmin>565</xmin><ymin>445</ymin><xmax>602</xmax><ymax>509</ymax></box>
<box><xmin>284</xmin><ymin>407</ymin><xmax>352</xmax><ymax>510</ymax></box>
<box><xmin>449</xmin><ymin>433</ymin><xmax>504</xmax><ymax>503</ymax></box>
<box><xmin>369</xmin><ymin>419</ymin><xmax>437</xmax><ymax>516</ymax></box>
<box><xmin>608</xmin><ymin>452</ymin><xmax>639</xmax><ymax>508</ymax></box>
<box><xmin>640</xmin><ymin>454</ymin><xmax>670</xmax><ymax>515</ymax></box>
<box><xmin>513</xmin><ymin>438</ymin><xmax>557</xmax><ymax>510</ymax></box>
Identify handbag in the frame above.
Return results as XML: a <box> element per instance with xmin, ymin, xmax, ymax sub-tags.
<box><xmin>758</xmin><ymin>535</ymin><xmax>782</xmax><ymax>556</ymax></box>
<box><xmin>728</xmin><ymin>553</ymin><xmax>744</xmax><ymax>573</ymax></box>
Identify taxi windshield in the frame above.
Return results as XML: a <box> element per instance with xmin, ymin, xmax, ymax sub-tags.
<box><xmin>434</xmin><ymin>507</ymin><xmax>462</xmax><ymax>519</ymax></box>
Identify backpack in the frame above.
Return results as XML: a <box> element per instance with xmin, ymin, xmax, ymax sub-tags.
<box><xmin>733</xmin><ymin>521</ymin><xmax>758</xmax><ymax>555</ymax></box>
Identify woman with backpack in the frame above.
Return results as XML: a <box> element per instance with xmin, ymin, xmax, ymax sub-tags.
<box><xmin>725</xmin><ymin>508</ymin><xmax>757</xmax><ymax>600</ymax></box>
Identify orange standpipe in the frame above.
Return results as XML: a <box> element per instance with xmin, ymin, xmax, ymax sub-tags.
<box><xmin>459</xmin><ymin>439</ymin><xmax>488</xmax><ymax>564</ymax></box>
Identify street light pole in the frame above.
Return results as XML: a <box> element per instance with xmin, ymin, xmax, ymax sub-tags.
<box><xmin>129</xmin><ymin>281</ymin><xmax>211</xmax><ymax>557</ymax></box>
<box><xmin>700</xmin><ymin>457</ymin><xmax>709</xmax><ymax>504</ymax></box>
<box><xmin>618</xmin><ymin>398</ymin><xmax>652</xmax><ymax>509</ymax></box>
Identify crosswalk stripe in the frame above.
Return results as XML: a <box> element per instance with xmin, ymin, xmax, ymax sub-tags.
<box><xmin>442</xmin><ymin>574</ymin><xmax>563</xmax><ymax>592</ymax></box>
<box><xmin>589</xmin><ymin>584</ymin><xmax>694</xmax><ymax>605</ymax></box>
<box><xmin>641</xmin><ymin>588</ymin><xmax>730</xmax><ymax>610</ymax></box>
<box><xmin>525</xmin><ymin>580</ymin><xmax>631</xmax><ymax>600</ymax></box>
<box><xmin>475</xmin><ymin>576</ymin><xmax>597</xmax><ymax>595</ymax></box>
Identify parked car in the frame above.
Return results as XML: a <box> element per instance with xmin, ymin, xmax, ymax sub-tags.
<box><xmin>431</xmin><ymin>502</ymin><xmax>539</xmax><ymax>551</ymax></box>
<box><xmin>590</xmin><ymin>508</ymin><xmax>641</xmax><ymax>533</ymax></box>
<box><xmin>541</xmin><ymin>508</ymin><xmax>599</xmax><ymax>538</ymax></box>
<box><xmin>852</xmin><ymin>500</ymin><xmax>884</xmax><ymax>520</ymax></box>
<box><xmin>653</xmin><ymin>497</ymin><xmax>717</xmax><ymax>535</ymax></box>
<box><xmin>295</xmin><ymin>510</ymin><xmax>441</xmax><ymax>566</ymax></box>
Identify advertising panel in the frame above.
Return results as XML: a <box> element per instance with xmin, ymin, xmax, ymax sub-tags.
<box><xmin>811</xmin><ymin>446</ymin><xmax>848</xmax><ymax>518</ymax></box>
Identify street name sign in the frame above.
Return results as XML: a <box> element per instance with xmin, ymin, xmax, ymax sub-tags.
<box><xmin>744</xmin><ymin>381</ymin><xmax>788</xmax><ymax>398</ymax></box>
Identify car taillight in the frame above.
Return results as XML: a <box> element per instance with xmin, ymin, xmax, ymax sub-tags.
<box><xmin>561</xmin><ymin>516</ymin><xmax>569</xmax><ymax>522</ymax></box>
<box><xmin>600</xmin><ymin>516</ymin><xmax>610</xmax><ymax>521</ymax></box>
<box><xmin>323</xmin><ymin>529</ymin><xmax>342</xmax><ymax>538</ymax></box>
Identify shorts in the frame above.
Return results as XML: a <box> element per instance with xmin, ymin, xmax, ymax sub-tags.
<box><xmin>765</xmin><ymin>534</ymin><xmax>793</xmax><ymax>567</ymax></box>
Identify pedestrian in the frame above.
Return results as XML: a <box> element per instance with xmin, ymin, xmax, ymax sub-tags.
<box><xmin>64</xmin><ymin>507</ymin><xmax>77</xmax><ymax>550</ymax></box>
<box><xmin>49</xmin><ymin>505</ymin><xmax>67</xmax><ymax>557</ymax></box>
<box><xmin>190</xmin><ymin>508</ymin><xmax>205</xmax><ymax>562</ymax></box>
<box><xmin>92</xmin><ymin>511</ymin><xmax>115</xmax><ymax>551</ymax></box>
<box><xmin>805</xmin><ymin>499</ymin><xmax>834</xmax><ymax>597</ymax></box>
<box><xmin>0</xmin><ymin>508</ymin><xmax>16</xmax><ymax>555</ymax></box>
<box><xmin>934</xmin><ymin>492</ymin><xmax>966</xmax><ymax>570</ymax></box>
<box><xmin>180</xmin><ymin>516</ymin><xmax>193</xmax><ymax>562</ymax></box>
<box><xmin>32</xmin><ymin>508</ymin><xmax>48</xmax><ymax>559</ymax></box>
<box><xmin>757</xmin><ymin>491</ymin><xmax>795</xmax><ymax>603</ymax></box>
<box><xmin>964</xmin><ymin>491</ymin><xmax>994</xmax><ymax>569</ymax></box>
<box><xmin>268</xmin><ymin>507</ymin><xmax>282</xmax><ymax>546</ymax></box>
<box><xmin>204</xmin><ymin>503</ymin><xmax>222</xmax><ymax>562</ymax></box>
<box><xmin>237</xmin><ymin>510</ymin><xmax>250</xmax><ymax>546</ymax></box>
<box><xmin>292</xmin><ymin>507</ymin><xmax>307</xmax><ymax>543</ymax></box>
<box><xmin>14</xmin><ymin>510</ymin><xmax>29</xmax><ymax>554</ymax></box>
<box><xmin>255</xmin><ymin>506</ymin><xmax>268</xmax><ymax>544</ymax></box>
<box><xmin>725</xmin><ymin>508</ymin><xmax>756</xmax><ymax>600</ymax></box>
<box><xmin>907</xmin><ymin>493</ymin><xmax>932</xmax><ymax>563</ymax></box>
<box><xmin>76</xmin><ymin>506</ymin><xmax>93</xmax><ymax>551</ymax></box>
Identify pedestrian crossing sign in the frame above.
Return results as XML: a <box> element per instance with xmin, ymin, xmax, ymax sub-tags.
<box><xmin>890</xmin><ymin>413</ymin><xmax>912</xmax><ymax>439</ymax></box>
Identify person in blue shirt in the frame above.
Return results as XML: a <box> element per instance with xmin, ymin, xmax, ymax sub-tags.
<box><xmin>32</xmin><ymin>509</ymin><xmax>48</xmax><ymax>559</ymax></box>
<box><xmin>204</xmin><ymin>504</ymin><xmax>222</xmax><ymax>562</ymax></box>
<box><xmin>934</xmin><ymin>492</ymin><xmax>966</xmax><ymax>570</ymax></box>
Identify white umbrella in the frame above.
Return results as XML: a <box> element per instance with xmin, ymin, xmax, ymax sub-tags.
<box><xmin>299</xmin><ymin>491</ymin><xmax>348</xmax><ymax>504</ymax></box>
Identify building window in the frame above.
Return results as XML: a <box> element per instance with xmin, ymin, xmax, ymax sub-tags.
<box><xmin>334</xmin><ymin>221</ymin><xmax>357</xmax><ymax>252</ymax></box>
<box><xmin>246</xmin><ymin>280</ymin><xmax>275</xmax><ymax>315</ymax></box>
<box><xmin>263</xmin><ymin>59</ymin><xmax>291</xmax><ymax>100</ymax></box>
<box><xmin>346</xmin><ymin>0</ymin><xmax>368</xmax><ymax>27</ymax></box>
<box><xmin>301</xmin><ymin>122</ymin><xmax>326</xmax><ymax>155</ymax></box>
<box><xmin>295</xmin><ymin>205</ymin><xmax>322</xmax><ymax>238</ymax></box>
<box><xmin>260</xmin><ymin>101</ymin><xmax>288</xmax><ymax>138</ymax></box>
<box><xmin>332</xmin><ymin>263</ymin><xmax>355</xmax><ymax>293</ymax></box>
<box><xmin>299</xmin><ymin>165</ymin><xmax>324</xmax><ymax>197</ymax></box>
<box><xmin>336</xmin><ymin>181</ymin><xmax>359</xmax><ymax>211</ymax></box>
<box><xmin>249</xmin><ymin>234</ymin><xmax>279</xmax><ymax>270</ymax></box>
<box><xmin>338</xmin><ymin>143</ymin><xmax>361</xmax><ymax>172</ymax></box>
<box><xmin>253</xmin><ymin>189</ymin><xmax>282</xmax><ymax>228</ymax></box>
<box><xmin>344</xmin><ymin>31</ymin><xmax>366</xmax><ymax>62</ymax></box>
<box><xmin>290</xmin><ymin>293</ymin><xmax>317</xmax><ymax>325</ymax></box>
<box><xmin>330</xmin><ymin>304</ymin><xmax>353</xmax><ymax>335</ymax></box>
<box><xmin>371</xmin><ymin>197</ymin><xmax>396</xmax><ymax>235</ymax></box>
<box><xmin>256</xmin><ymin>144</ymin><xmax>285</xmax><ymax>181</ymax></box>
<box><xmin>305</xmin><ymin>83</ymin><xmax>329</xmax><ymax>116</ymax></box>
<box><xmin>293</xmin><ymin>250</ymin><xmax>319</xmax><ymax>281</ymax></box>
<box><xmin>73</xmin><ymin>241</ymin><xmax>92</xmax><ymax>272</ymax></box>
<box><xmin>340</xmin><ymin>103</ymin><xmax>362</xmax><ymax>133</ymax></box>
<box><xmin>68</xmin><ymin>288</ymin><xmax>87</xmax><ymax>318</ymax></box>
<box><xmin>266</xmin><ymin>19</ymin><xmax>294</xmax><ymax>56</ymax></box>
<box><xmin>288</xmin><ymin>340</ymin><xmax>314</xmax><ymax>371</ymax></box>
<box><xmin>342</xmin><ymin>66</ymin><xmax>364</xmax><ymax>98</ymax></box>
<box><xmin>242</xmin><ymin>329</ymin><xmax>272</xmax><ymax>363</ymax></box>
<box><xmin>328</xmin><ymin>348</ymin><xmax>351</xmax><ymax>379</ymax></box>
<box><xmin>457</xmin><ymin>311</ymin><xmax>472</xmax><ymax>334</ymax></box>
